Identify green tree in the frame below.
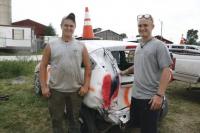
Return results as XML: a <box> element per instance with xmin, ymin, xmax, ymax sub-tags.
<box><xmin>45</xmin><ymin>24</ymin><xmax>56</xmax><ymax>36</ymax></box>
<box><xmin>186</xmin><ymin>29</ymin><xmax>198</xmax><ymax>45</ymax></box>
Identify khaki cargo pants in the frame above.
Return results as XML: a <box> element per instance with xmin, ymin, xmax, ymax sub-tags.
<box><xmin>48</xmin><ymin>89</ymin><xmax>82</xmax><ymax>133</ymax></box>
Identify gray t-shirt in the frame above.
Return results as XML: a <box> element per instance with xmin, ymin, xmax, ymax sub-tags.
<box><xmin>48</xmin><ymin>38</ymin><xmax>84</xmax><ymax>92</ymax></box>
<box><xmin>132</xmin><ymin>38</ymin><xmax>172</xmax><ymax>99</ymax></box>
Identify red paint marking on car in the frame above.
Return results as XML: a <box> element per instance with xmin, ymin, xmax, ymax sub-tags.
<box><xmin>102</xmin><ymin>74</ymin><xmax>112</xmax><ymax>109</ymax></box>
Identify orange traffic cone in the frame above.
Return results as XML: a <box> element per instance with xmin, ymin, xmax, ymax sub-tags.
<box><xmin>82</xmin><ymin>7</ymin><xmax>94</xmax><ymax>39</ymax></box>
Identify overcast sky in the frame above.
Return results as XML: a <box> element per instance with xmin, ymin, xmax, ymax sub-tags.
<box><xmin>12</xmin><ymin>0</ymin><xmax>200</xmax><ymax>43</ymax></box>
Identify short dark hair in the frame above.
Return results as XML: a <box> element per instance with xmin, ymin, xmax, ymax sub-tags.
<box><xmin>61</xmin><ymin>13</ymin><xmax>76</xmax><ymax>26</ymax></box>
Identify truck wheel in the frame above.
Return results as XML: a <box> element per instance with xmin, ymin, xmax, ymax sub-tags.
<box><xmin>159</xmin><ymin>97</ymin><xmax>168</xmax><ymax>120</ymax></box>
<box><xmin>34</xmin><ymin>72</ymin><xmax>42</xmax><ymax>95</ymax></box>
<box><xmin>79</xmin><ymin>104</ymin><xmax>99</xmax><ymax>133</ymax></box>
<box><xmin>80</xmin><ymin>122</ymin><xmax>89</xmax><ymax>133</ymax></box>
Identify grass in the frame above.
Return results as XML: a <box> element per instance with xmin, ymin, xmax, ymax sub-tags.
<box><xmin>159</xmin><ymin>81</ymin><xmax>200</xmax><ymax>133</ymax></box>
<box><xmin>0</xmin><ymin>49</ymin><xmax>43</xmax><ymax>56</ymax></box>
<box><xmin>0</xmin><ymin>61</ymin><xmax>37</xmax><ymax>79</ymax></box>
<box><xmin>0</xmin><ymin>77</ymin><xmax>52</xmax><ymax>133</ymax></box>
<box><xmin>0</xmin><ymin>61</ymin><xmax>200</xmax><ymax>132</ymax></box>
<box><xmin>0</xmin><ymin>61</ymin><xmax>50</xmax><ymax>133</ymax></box>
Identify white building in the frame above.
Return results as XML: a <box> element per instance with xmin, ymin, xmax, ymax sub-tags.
<box><xmin>0</xmin><ymin>25</ymin><xmax>34</xmax><ymax>50</ymax></box>
<box><xmin>0</xmin><ymin>0</ymin><xmax>36</xmax><ymax>52</ymax></box>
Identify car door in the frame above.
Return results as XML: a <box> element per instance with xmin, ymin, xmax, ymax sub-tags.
<box><xmin>110</xmin><ymin>50</ymin><xmax>135</xmax><ymax>108</ymax></box>
<box><xmin>111</xmin><ymin>50</ymin><xmax>134</xmax><ymax>87</ymax></box>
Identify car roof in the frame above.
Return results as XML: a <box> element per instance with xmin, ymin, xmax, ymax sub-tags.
<box><xmin>81</xmin><ymin>40</ymin><xmax>139</xmax><ymax>53</ymax></box>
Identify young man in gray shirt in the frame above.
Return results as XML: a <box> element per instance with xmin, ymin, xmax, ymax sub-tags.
<box><xmin>121</xmin><ymin>14</ymin><xmax>172</xmax><ymax>133</ymax></box>
<box><xmin>40</xmin><ymin>13</ymin><xmax>91</xmax><ymax>133</ymax></box>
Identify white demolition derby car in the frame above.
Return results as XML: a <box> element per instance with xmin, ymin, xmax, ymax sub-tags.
<box><xmin>34</xmin><ymin>40</ymin><xmax>169</xmax><ymax>133</ymax></box>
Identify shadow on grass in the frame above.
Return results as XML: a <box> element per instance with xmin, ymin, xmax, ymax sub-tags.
<box><xmin>167</xmin><ymin>81</ymin><xmax>200</xmax><ymax>104</ymax></box>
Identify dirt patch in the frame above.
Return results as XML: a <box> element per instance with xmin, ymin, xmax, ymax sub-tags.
<box><xmin>11</xmin><ymin>76</ymin><xmax>27</xmax><ymax>85</ymax></box>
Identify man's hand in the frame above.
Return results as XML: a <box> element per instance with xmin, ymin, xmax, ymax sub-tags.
<box><xmin>78</xmin><ymin>86</ymin><xmax>88</xmax><ymax>96</ymax></box>
<box><xmin>119</xmin><ymin>66</ymin><xmax>134</xmax><ymax>76</ymax></box>
<box><xmin>120</xmin><ymin>71</ymin><xmax>126</xmax><ymax>76</ymax></box>
<box><xmin>42</xmin><ymin>87</ymin><xmax>51</xmax><ymax>98</ymax></box>
<box><xmin>149</xmin><ymin>95</ymin><xmax>163</xmax><ymax>110</ymax></box>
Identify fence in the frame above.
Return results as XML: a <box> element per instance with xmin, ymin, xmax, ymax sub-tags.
<box><xmin>0</xmin><ymin>37</ymin><xmax>44</xmax><ymax>53</ymax></box>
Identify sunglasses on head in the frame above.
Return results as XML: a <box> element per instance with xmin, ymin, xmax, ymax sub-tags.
<box><xmin>137</xmin><ymin>14</ymin><xmax>153</xmax><ymax>21</ymax></box>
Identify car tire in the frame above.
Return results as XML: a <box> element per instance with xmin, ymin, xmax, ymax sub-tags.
<box><xmin>34</xmin><ymin>72</ymin><xmax>42</xmax><ymax>95</ymax></box>
<box><xmin>80</xmin><ymin>122</ymin><xmax>89</xmax><ymax>133</ymax></box>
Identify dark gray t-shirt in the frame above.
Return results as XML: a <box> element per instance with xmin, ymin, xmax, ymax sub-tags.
<box><xmin>132</xmin><ymin>38</ymin><xmax>172</xmax><ymax>99</ymax></box>
<box><xmin>48</xmin><ymin>38</ymin><xmax>84</xmax><ymax>92</ymax></box>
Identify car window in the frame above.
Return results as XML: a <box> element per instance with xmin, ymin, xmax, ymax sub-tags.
<box><xmin>111</xmin><ymin>50</ymin><xmax>135</xmax><ymax>71</ymax></box>
<box><xmin>172</xmin><ymin>46</ymin><xmax>184</xmax><ymax>49</ymax></box>
<box><xmin>90</xmin><ymin>57</ymin><xmax>96</xmax><ymax>70</ymax></box>
<box><xmin>169</xmin><ymin>49</ymin><xmax>200</xmax><ymax>56</ymax></box>
<box><xmin>81</xmin><ymin>56</ymin><xmax>96</xmax><ymax>70</ymax></box>
<box><xmin>125</xmin><ymin>50</ymin><xmax>135</xmax><ymax>63</ymax></box>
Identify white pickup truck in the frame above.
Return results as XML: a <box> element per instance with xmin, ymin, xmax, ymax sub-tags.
<box><xmin>167</xmin><ymin>44</ymin><xmax>200</xmax><ymax>84</ymax></box>
<box><xmin>173</xmin><ymin>54</ymin><xmax>200</xmax><ymax>83</ymax></box>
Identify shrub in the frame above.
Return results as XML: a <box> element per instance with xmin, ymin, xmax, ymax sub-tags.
<box><xmin>0</xmin><ymin>61</ymin><xmax>36</xmax><ymax>79</ymax></box>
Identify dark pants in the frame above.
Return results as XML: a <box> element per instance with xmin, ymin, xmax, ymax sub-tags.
<box><xmin>130</xmin><ymin>97</ymin><xmax>160</xmax><ymax>133</ymax></box>
<box><xmin>48</xmin><ymin>89</ymin><xmax>82</xmax><ymax>133</ymax></box>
